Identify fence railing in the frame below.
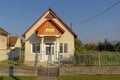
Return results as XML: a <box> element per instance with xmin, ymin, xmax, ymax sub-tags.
<box><xmin>73</xmin><ymin>53</ymin><xmax>120</xmax><ymax>66</ymax></box>
<box><xmin>0</xmin><ymin>49</ymin><xmax>120</xmax><ymax>67</ymax></box>
<box><xmin>0</xmin><ymin>49</ymin><xmax>25</xmax><ymax>67</ymax></box>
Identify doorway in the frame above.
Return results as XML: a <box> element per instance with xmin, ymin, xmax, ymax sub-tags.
<box><xmin>45</xmin><ymin>43</ymin><xmax>54</xmax><ymax>61</ymax></box>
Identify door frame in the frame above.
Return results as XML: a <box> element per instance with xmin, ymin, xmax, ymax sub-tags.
<box><xmin>45</xmin><ymin>43</ymin><xmax>55</xmax><ymax>61</ymax></box>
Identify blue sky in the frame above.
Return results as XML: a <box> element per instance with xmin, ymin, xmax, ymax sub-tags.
<box><xmin>0</xmin><ymin>0</ymin><xmax>120</xmax><ymax>43</ymax></box>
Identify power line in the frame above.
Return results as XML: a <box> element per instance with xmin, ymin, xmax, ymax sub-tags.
<box><xmin>73</xmin><ymin>0</ymin><xmax>120</xmax><ymax>25</ymax></box>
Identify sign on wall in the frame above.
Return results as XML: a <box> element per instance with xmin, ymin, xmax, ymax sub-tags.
<box><xmin>45</xmin><ymin>28</ymin><xmax>54</xmax><ymax>32</ymax></box>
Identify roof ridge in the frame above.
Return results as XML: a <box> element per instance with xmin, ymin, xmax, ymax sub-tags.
<box><xmin>22</xmin><ymin>8</ymin><xmax>77</xmax><ymax>38</ymax></box>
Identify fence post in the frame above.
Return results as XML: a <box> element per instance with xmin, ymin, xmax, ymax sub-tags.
<box><xmin>98</xmin><ymin>52</ymin><xmax>101</xmax><ymax>66</ymax></box>
<box><xmin>9</xmin><ymin>66</ymin><xmax>14</xmax><ymax>76</ymax></box>
<box><xmin>58</xmin><ymin>53</ymin><xmax>61</xmax><ymax>67</ymax></box>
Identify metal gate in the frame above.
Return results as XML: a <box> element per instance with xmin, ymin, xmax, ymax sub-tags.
<box><xmin>38</xmin><ymin>67</ymin><xmax>59</xmax><ymax>76</ymax></box>
<box><xmin>38</xmin><ymin>61</ymin><xmax>59</xmax><ymax>80</ymax></box>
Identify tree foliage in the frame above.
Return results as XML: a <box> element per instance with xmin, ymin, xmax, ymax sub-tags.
<box><xmin>75</xmin><ymin>38</ymin><xmax>120</xmax><ymax>53</ymax></box>
<box><xmin>85</xmin><ymin>43</ymin><xmax>97</xmax><ymax>50</ymax></box>
<box><xmin>74</xmin><ymin>38</ymin><xmax>86</xmax><ymax>54</ymax></box>
<box><xmin>97</xmin><ymin>39</ymin><xmax>115</xmax><ymax>52</ymax></box>
<box><xmin>115</xmin><ymin>42</ymin><xmax>120</xmax><ymax>52</ymax></box>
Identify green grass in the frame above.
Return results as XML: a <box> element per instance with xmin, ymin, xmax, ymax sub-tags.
<box><xmin>60</xmin><ymin>75</ymin><xmax>120</xmax><ymax>80</ymax></box>
<box><xmin>0</xmin><ymin>76</ymin><xmax>37</xmax><ymax>80</ymax></box>
<box><xmin>1</xmin><ymin>75</ymin><xmax>120</xmax><ymax>80</ymax></box>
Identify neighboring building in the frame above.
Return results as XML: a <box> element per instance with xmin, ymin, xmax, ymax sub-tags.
<box><xmin>22</xmin><ymin>8</ymin><xmax>77</xmax><ymax>65</ymax></box>
<box><xmin>8</xmin><ymin>36</ymin><xmax>22</xmax><ymax>61</ymax></box>
<box><xmin>0</xmin><ymin>27</ymin><xmax>9</xmax><ymax>61</ymax></box>
<box><xmin>9</xmin><ymin>36</ymin><xmax>22</xmax><ymax>49</ymax></box>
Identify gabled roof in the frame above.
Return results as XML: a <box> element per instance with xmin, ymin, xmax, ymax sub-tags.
<box><xmin>0</xmin><ymin>27</ymin><xmax>9</xmax><ymax>36</ymax></box>
<box><xmin>22</xmin><ymin>8</ymin><xmax>77</xmax><ymax>38</ymax></box>
<box><xmin>9</xmin><ymin>36</ymin><xmax>19</xmax><ymax>47</ymax></box>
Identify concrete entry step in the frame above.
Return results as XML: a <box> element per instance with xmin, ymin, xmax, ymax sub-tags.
<box><xmin>38</xmin><ymin>76</ymin><xmax>58</xmax><ymax>80</ymax></box>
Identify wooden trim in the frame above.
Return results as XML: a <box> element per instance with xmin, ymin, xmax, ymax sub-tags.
<box><xmin>48</xmin><ymin>8</ymin><xmax>77</xmax><ymax>38</ymax></box>
<box><xmin>35</xmin><ymin>19</ymin><xmax>65</xmax><ymax>35</ymax></box>
<box><xmin>22</xmin><ymin>9</ymin><xmax>50</xmax><ymax>38</ymax></box>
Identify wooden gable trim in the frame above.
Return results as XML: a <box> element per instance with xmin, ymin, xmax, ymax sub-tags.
<box><xmin>22</xmin><ymin>9</ymin><xmax>50</xmax><ymax>38</ymax></box>
<box><xmin>48</xmin><ymin>8</ymin><xmax>77</xmax><ymax>38</ymax></box>
<box><xmin>45</xmin><ymin>12</ymin><xmax>56</xmax><ymax>18</ymax></box>
<box><xmin>35</xmin><ymin>19</ymin><xmax>65</xmax><ymax>35</ymax></box>
<box><xmin>22</xmin><ymin>8</ymin><xmax>77</xmax><ymax>38</ymax></box>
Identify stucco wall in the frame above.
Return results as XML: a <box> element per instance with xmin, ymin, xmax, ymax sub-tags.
<box><xmin>0</xmin><ymin>35</ymin><xmax>7</xmax><ymax>61</ymax></box>
<box><xmin>0</xmin><ymin>35</ymin><xmax>7</xmax><ymax>50</ymax></box>
<box><xmin>25</xmin><ymin>41</ymin><xmax>37</xmax><ymax>62</ymax></box>
<box><xmin>14</xmin><ymin>37</ymin><xmax>22</xmax><ymax>48</ymax></box>
<box><xmin>54</xmin><ymin>18</ymin><xmax>75</xmax><ymax>60</ymax></box>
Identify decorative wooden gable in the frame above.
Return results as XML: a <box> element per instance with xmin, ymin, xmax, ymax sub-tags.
<box><xmin>35</xmin><ymin>19</ymin><xmax>65</xmax><ymax>36</ymax></box>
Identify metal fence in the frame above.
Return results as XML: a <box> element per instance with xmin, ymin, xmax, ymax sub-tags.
<box><xmin>1</xmin><ymin>50</ymin><xmax>120</xmax><ymax>78</ymax></box>
<box><xmin>0</xmin><ymin>50</ymin><xmax>120</xmax><ymax>67</ymax></box>
<box><xmin>72</xmin><ymin>52</ymin><xmax>120</xmax><ymax>66</ymax></box>
<box><xmin>0</xmin><ymin>49</ymin><xmax>25</xmax><ymax>67</ymax></box>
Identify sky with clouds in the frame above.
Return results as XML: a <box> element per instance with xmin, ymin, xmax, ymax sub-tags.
<box><xmin>0</xmin><ymin>0</ymin><xmax>120</xmax><ymax>43</ymax></box>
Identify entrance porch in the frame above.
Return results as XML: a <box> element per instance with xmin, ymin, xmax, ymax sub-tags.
<box><xmin>38</xmin><ymin>36</ymin><xmax>60</xmax><ymax>63</ymax></box>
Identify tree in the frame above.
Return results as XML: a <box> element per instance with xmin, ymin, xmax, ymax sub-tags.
<box><xmin>85</xmin><ymin>43</ymin><xmax>97</xmax><ymax>50</ymax></box>
<box><xmin>74</xmin><ymin>38</ymin><xmax>86</xmax><ymax>65</ymax></box>
<box><xmin>104</xmin><ymin>39</ymin><xmax>114</xmax><ymax>51</ymax></box>
<box><xmin>97</xmin><ymin>39</ymin><xmax>115</xmax><ymax>52</ymax></box>
<box><xmin>97</xmin><ymin>42</ymin><xmax>105</xmax><ymax>51</ymax></box>
<box><xmin>115</xmin><ymin>42</ymin><xmax>120</xmax><ymax>52</ymax></box>
<box><xmin>74</xmin><ymin>38</ymin><xmax>86</xmax><ymax>53</ymax></box>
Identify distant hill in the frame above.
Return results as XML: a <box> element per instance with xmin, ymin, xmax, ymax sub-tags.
<box><xmin>110</xmin><ymin>40</ymin><xmax>120</xmax><ymax>45</ymax></box>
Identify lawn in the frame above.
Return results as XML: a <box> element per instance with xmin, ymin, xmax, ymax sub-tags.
<box><xmin>0</xmin><ymin>76</ymin><xmax>37</xmax><ymax>80</ymax></box>
<box><xmin>1</xmin><ymin>75</ymin><xmax>120</xmax><ymax>80</ymax></box>
<box><xmin>59</xmin><ymin>75</ymin><xmax>120</xmax><ymax>80</ymax></box>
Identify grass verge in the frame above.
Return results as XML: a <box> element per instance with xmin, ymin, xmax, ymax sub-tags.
<box><xmin>0</xmin><ymin>76</ymin><xmax>37</xmax><ymax>80</ymax></box>
<box><xmin>59</xmin><ymin>75</ymin><xmax>120</xmax><ymax>80</ymax></box>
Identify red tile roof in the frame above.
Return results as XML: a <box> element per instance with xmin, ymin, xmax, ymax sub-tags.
<box><xmin>9</xmin><ymin>36</ymin><xmax>19</xmax><ymax>47</ymax></box>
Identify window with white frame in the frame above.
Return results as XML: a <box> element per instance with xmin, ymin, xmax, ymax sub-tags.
<box><xmin>32</xmin><ymin>43</ymin><xmax>40</xmax><ymax>53</ymax></box>
<box><xmin>59</xmin><ymin>43</ymin><xmax>68</xmax><ymax>53</ymax></box>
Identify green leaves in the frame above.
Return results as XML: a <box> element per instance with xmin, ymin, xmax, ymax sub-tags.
<box><xmin>74</xmin><ymin>38</ymin><xmax>86</xmax><ymax>54</ymax></box>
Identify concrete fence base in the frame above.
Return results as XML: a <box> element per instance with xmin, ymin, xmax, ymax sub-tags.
<box><xmin>59</xmin><ymin>66</ymin><xmax>120</xmax><ymax>76</ymax></box>
<box><xmin>1</xmin><ymin>66</ymin><xmax>120</xmax><ymax>76</ymax></box>
<box><xmin>0</xmin><ymin>66</ymin><xmax>37</xmax><ymax>76</ymax></box>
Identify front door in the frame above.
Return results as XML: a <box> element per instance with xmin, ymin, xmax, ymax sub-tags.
<box><xmin>45</xmin><ymin>43</ymin><xmax>54</xmax><ymax>61</ymax></box>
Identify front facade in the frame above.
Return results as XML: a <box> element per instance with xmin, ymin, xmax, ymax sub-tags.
<box><xmin>23</xmin><ymin>8</ymin><xmax>77</xmax><ymax>64</ymax></box>
<box><xmin>0</xmin><ymin>27</ymin><xmax>9</xmax><ymax>61</ymax></box>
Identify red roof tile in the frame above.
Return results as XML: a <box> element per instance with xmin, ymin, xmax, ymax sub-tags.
<box><xmin>9</xmin><ymin>36</ymin><xmax>19</xmax><ymax>47</ymax></box>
